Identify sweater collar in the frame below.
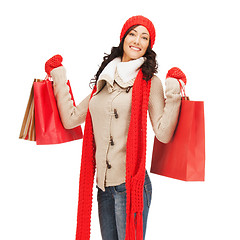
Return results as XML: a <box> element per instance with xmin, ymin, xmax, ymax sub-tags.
<box><xmin>94</xmin><ymin>57</ymin><xmax>145</xmax><ymax>95</ymax></box>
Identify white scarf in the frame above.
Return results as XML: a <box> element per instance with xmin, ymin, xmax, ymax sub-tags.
<box><xmin>98</xmin><ymin>57</ymin><xmax>145</xmax><ymax>83</ymax></box>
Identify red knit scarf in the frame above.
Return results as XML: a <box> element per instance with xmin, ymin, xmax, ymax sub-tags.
<box><xmin>75</xmin><ymin>69</ymin><xmax>151</xmax><ymax>240</ymax></box>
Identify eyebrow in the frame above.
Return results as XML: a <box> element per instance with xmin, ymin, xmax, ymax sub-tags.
<box><xmin>132</xmin><ymin>29</ymin><xmax>149</xmax><ymax>36</ymax></box>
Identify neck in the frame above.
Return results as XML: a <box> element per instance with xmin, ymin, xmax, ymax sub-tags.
<box><xmin>121</xmin><ymin>55</ymin><xmax>132</xmax><ymax>62</ymax></box>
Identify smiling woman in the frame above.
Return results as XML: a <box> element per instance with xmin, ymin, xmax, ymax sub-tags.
<box><xmin>45</xmin><ymin>15</ymin><xmax>186</xmax><ymax>240</ymax></box>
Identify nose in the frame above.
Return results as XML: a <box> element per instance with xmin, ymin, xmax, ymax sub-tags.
<box><xmin>134</xmin><ymin>35</ymin><xmax>140</xmax><ymax>45</ymax></box>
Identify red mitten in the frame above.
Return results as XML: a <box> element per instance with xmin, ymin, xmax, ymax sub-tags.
<box><xmin>166</xmin><ymin>67</ymin><xmax>187</xmax><ymax>85</ymax></box>
<box><xmin>45</xmin><ymin>54</ymin><xmax>63</xmax><ymax>76</ymax></box>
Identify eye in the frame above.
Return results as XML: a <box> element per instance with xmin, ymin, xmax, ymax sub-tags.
<box><xmin>142</xmin><ymin>36</ymin><xmax>149</xmax><ymax>41</ymax></box>
<box><xmin>129</xmin><ymin>32</ymin><xmax>135</xmax><ymax>36</ymax></box>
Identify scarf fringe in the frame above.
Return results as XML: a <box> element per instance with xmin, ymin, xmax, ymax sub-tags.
<box><xmin>126</xmin><ymin>211</ymin><xmax>143</xmax><ymax>240</ymax></box>
<box><xmin>135</xmin><ymin>212</ymin><xmax>143</xmax><ymax>240</ymax></box>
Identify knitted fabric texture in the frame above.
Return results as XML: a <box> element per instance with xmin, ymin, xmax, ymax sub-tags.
<box><xmin>120</xmin><ymin>15</ymin><xmax>156</xmax><ymax>48</ymax></box>
<box><xmin>75</xmin><ymin>69</ymin><xmax>151</xmax><ymax>240</ymax></box>
<box><xmin>125</xmin><ymin>69</ymin><xmax>151</xmax><ymax>240</ymax></box>
<box><xmin>75</xmin><ymin>87</ymin><xmax>97</xmax><ymax>240</ymax></box>
<box><xmin>45</xmin><ymin>55</ymin><xmax>63</xmax><ymax>76</ymax></box>
<box><xmin>166</xmin><ymin>67</ymin><xmax>187</xmax><ymax>85</ymax></box>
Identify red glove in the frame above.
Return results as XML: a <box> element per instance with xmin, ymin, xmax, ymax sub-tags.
<box><xmin>45</xmin><ymin>54</ymin><xmax>63</xmax><ymax>76</ymax></box>
<box><xmin>166</xmin><ymin>67</ymin><xmax>187</xmax><ymax>85</ymax></box>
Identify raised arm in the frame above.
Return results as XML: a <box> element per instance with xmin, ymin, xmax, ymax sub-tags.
<box><xmin>45</xmin><ymin>55</ymin><xmax>91</xmax><ymax>129</ymax></box>
<box><xmin>148</xmin><ymin>68</ymin><xmax>186</xmax><ymax>143</ymax></box>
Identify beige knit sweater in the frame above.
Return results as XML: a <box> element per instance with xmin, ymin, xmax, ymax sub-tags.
<box><xmin>51</xmin><ymin>57</ymin><xmax>181</xmax><ymax>191</ymax></box>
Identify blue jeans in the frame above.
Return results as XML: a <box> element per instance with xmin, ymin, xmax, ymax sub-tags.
<box><xmin>97</xmin><ymin>171</ymin><xmax>152</xmax><ymax>240</ymax></box>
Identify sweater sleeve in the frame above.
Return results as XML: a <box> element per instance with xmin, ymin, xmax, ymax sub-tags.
<box><xmin>50</xmin><ymin>66</ymin><xmax>91</xmax><ymax>129</ymax></box>
<box><xmin>148</xmin><ymin>75</ymin><xmax>181</xmax><ymax>143</ymax></box>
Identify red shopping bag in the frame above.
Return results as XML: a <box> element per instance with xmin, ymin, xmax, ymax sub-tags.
<box><xmin>150</xmin><ymin>95</ymin><xmax>205</xmax><ymax>181</ymax></box>
<box><xmin>34</xmin><ymin>78</ymin><xmax>83</xmax><ymax>145</ymax></box>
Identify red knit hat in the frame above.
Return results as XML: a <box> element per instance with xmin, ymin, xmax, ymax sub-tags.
<box><xmin>120</xmin><ymin>15</ymin><xmax>156</xmax><ymax>48</ymax></box>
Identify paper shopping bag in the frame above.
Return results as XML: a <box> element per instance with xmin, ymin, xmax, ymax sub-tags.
<box><xmin>150</xmin><ymin>98</ymin><xmax>205</xmax><ymax>181</ymax></box>
<box><xmin>19</xmin><ymin>79</ymin><xmax>42</xmax><ymax>141</ymax></box>
<box><xmin>33</xmin><ymin>79</ymin><xmax>83</xmax><ymax>145</ymax></box>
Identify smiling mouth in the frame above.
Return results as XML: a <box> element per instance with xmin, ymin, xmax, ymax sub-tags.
<box><xmin>130</xmin><ymin>46</ymin><xmax>141</xmax><ymax>51</ymax></box>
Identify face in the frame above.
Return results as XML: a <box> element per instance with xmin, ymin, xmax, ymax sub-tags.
<box><xmin>122</xmin><ymin>25</ymin><xmax>150</xmax><ymax>62</ymax></box>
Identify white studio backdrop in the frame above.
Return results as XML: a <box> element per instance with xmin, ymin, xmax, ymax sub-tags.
<box><xmin>0</xmin><ymin>0</ymin><xmax>240</xmax><ymax>239</ymax></box>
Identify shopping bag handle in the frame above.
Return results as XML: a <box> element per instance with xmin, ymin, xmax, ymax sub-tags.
<box><xmin>44</xmin><ymin>74</ymin><xmax>51</xmax><ymax>81</ymax></box>
<box><xmin>178</xmin><ymin>79</ymin><xmax>189</xmax><ymax>100</ymax></box>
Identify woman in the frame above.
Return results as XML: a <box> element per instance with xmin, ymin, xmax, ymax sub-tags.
<box><xmin>45</xmin><ymin>15</ymin><xmax>186</xmax><ymax>240</ymax></box>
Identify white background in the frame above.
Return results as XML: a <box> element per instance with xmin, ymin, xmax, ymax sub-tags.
<box><xmin>1</xmin><ymin>0</ymin><xmax>240</xmax><ymax>239</ymax></box>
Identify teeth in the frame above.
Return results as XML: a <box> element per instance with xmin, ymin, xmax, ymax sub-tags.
<box><xmin>130</xmin><ymin>46</ymin><xmax>141</xmax><ymax>51</ymax></box>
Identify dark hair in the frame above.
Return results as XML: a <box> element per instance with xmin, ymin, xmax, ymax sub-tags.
<box><xmin>89</xmin><ymin>25</ymin><xmax>158</xmax><ymax>88</ymax></box>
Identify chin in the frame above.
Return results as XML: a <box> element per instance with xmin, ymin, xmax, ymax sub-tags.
<box><xmin>129</xmin><ymin>54</ymin><xmax>143</xmax><ymax>60</ymax></box>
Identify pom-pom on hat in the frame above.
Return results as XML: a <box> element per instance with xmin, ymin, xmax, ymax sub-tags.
<box><xmin>120</xmin><ymin>15</ymin><xmax>156</xmax><ymax>48</ymax></box>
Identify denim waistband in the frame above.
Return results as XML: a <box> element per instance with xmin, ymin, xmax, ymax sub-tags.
<box><xmin>97</xmin><ymin>170</ymin><xmax>151</xmax><ymax>191</ymax></box>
